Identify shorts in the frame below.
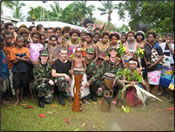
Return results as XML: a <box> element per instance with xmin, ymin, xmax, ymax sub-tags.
<box><xmin>0</xmin><ymin>77</ymin><xmax>9</xmax><ymax>92</ymax></box>
<box><xmin>13</xmin><ymin>72</ymin><xmax>29</xmax><ymax>89</ymax></box>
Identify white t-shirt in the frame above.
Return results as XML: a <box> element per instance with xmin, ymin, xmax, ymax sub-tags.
<box><xmin>160</xmin><ymin>42</ymin><xmax>174</xmax><ymax>65</ymax></box>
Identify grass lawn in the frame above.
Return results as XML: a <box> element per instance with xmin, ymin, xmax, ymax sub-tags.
<box><xmin>1</xmin><ymin>95</ymin><xmax>174</xmax><ymax>131</ymax></box>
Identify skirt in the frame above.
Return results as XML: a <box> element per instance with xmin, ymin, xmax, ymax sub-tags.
<box><xmin>70</xmin><ymin>73</ymin><xmax>90</xmax><ymax>99</ymax></box>
<box><xmin>147</xmin><ymin>70</ymin><xmax>161</xmax><ymax>85</ymax></box>
<box><xmin>168</xmin><ymin>75</ymin><xmax>174</xmax><ymax>91</ymax></box>
<box><xmin>159</xmin><ymin>66</ymin><xmax>173</xmax><ymax>87</ymax></box>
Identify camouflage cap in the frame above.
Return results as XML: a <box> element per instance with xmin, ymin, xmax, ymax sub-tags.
<box><xmin>40</xmin><ymin>49</ymin><xmax>49</xmax><ymax>56</ymax></box>
<box><xmin>86</xmin><ymin>48</ymin><xmax>94</xmax><ymax>54</ymax></box>
<box><xmin>109</xmin><ymin>46</ymin><xmax>118</xmax><ymax>52</ymax></box>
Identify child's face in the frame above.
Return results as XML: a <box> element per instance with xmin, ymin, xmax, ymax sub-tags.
<box><xmin>50</xmin><ymin>37</ymin><xmax>57</xmax><ymax>46</ymax></box>
<box><xmin>32</xmin><ymin>34</ymin><xmax>39</xmax><ymax>43</ymax></box>
<box><xmin>5</xmin><ymin>34</ymin><xmax>12</xmax><ymax>45</ymax></box>
<box><xmin>81</xmin><ymin>33</ymin><xmax>86</xmax><ymax>40</ymax></box>
<box><xmin>129</xmin><ymin>63</ymin><xmax>136</xmax><ymax>70</ymax></box>
<box><xmin>63</xmin><ymin>31</ymin><xmax>69</xmax><ymax>39</ymax></box>
<box><xmin>76</xmin><ymin>50</ymin><xmax>82</xmax><ymax>57</ymax></box>
<box><xmin>121</xmin><ymin>36</ymin><xmax>126</xmax><ymax>43</ymax></box>
<box><xmin>148</xmin><ymin>34</ymin><xmax>154</xmax><ymax>43</ymax></box>
<box><xmin>22</xmin><ymin>33</ymin><xmax>29</xmax><ymax>41</ymax></box>
<box><xmin>72</xmin><ymin>33</ymin><xmax>78</xmax><ymax>41</ymax></box>
<box><xmin>102</xmin><ymin>35</ymin><xmax>109</xmax><ymax>44</ymax></box>
<box><xmin>166</xmin><ymin>36</ymin><xmax>172</xmax><ymax>44</ymax></box>
<box><xmin>136</xmin><ymin>35</ymin><xmax>143</xmax><ymax>41</ymax></box>
<box><xmin>41</xmin><ymin>35</ymin><xmax>46</xmax><ymax>44</ymax></box>
<box><xmin>111</xmin><ymin>36</ymin><xmax>117</xmax><ymax>44</ymax></box>
<box><xmin>16</xmin><ymin>38</ymin><xmax>24</xmax><ymax>48</ymax></box>
<box><xmin>86</xmin><ymin>35</ymin><xmax>92</xmax><ymax>43</ymax></box>
<box><xmin>128</xmin><ymin>33</ymin><xmax>134</xmax><ymax>41</ymax></box>
<box><xmin>94</xmin><ymin>34</ymin><xmax>100</xmax><ymax>42</ymax></box>
<box><xmin>55</xmin><ymin>30</ymin><xmax>61</xmax><ymax>37</ymax></box>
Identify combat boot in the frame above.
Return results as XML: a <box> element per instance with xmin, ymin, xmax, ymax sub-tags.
<box><xmin>38</xmin><ymin>97</ymin><xmax>44</xmax><ymax>108</ymax></box>
<box><xmin>58</xmin><ymin>92</ymin><xmax>65</xmax><ymax>105</ymax></box>
<box><xmin>91</xmin><ymin>93</ymin><xmax>97</xmax><ymax>102</ymax></box>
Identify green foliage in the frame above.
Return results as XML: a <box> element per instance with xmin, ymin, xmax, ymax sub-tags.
<box><xmin>136</xmin><ymin>47</ymin><xmax>144</xmax><ymax>58</ymax></box>
<box><xmin>118</xmin><ymin>42</ymin><xmax>126</xmax><ymax>57</ymax></box>
<box><xmin>97</xmin><ymin>1</ymin><xmax>118</xmax><ymax>24</ymax></box>
<box><xmin>117</xmin><ymin>1</ymin><xmax>174</xmax><ymax>33</ymax></box>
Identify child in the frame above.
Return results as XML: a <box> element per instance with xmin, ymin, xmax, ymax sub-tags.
<box><xmin>48</xmin><ymin>35</ymin><xmax>60</xmax><ymax>65</ymax></box>
<box><xmin>0</xmin><ymin>35</ymin><xmax>9</xmax><ymax>105</ymax></box>
<box><xmin>81</xmin><ymin>32</ymin><xmax>97</xmax><ymax>58</ymax></box>
<box><xmin>66</xmin><ymin>28</ymin><xmax>81</xmax><ymax>57</ymax></box>
<box><xmin>10</xmin><ymin>35</ymin><xmax>30</xmax><ymax>106</ymax></box>
<box><xmin>29</xmin><ymin>31</ymin><xmax>44</xmax><ymax>65</ymax></box>
<box><xmin>109</xmin><ymin>32</ymin><xmax>120</xmax><ymax>48</ymax></box>
<box><xmin>70</xmin><ymin>48</ymin><xmax>89</xmax><ymax>102</ymax></box>
<box><xmin>114</xmin><ymin>58</ymin><xmax>145</xmax><ymax>107</ymax></box>
<box><xmin>95</xmin><ymin>32</ymin><xmax>110</xmax><ymax>66</ymax></box>
<box><xmin>3</xmin><ymin>32</ymin><xmax>15</xmax><ymax>99</ymax></box>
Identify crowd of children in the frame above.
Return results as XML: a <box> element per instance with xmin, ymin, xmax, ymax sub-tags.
<box><xmin>0</xmin><ymin>21</ymin><xmax>174</xmax><ymax>109</ymax></box>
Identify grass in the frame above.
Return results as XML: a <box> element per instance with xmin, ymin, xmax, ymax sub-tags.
<box><xmin>1</xmin><ymin>96</ymin><xmax>108</xmax><ymax>131</ymax></box>
<box><xmin>1</xmin><ymin>95</ymin><xmax>174</xmax><ymax>131</ymax></box>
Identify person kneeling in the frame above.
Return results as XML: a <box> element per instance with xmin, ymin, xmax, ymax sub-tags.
<box><xmin>33</xmin><ymin>50</ymin><xmax>55</xmax><ymax>108</ymax></box>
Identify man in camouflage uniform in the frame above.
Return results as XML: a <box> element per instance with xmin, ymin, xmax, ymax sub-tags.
<box><xmin>96</xmin><ymin>47</ymin><xmax>124</xmax><ymax>97</ymax></box>
<box><xmin>33</xmin><ymin>50</ymin><xmax>55</xmax><ymax>108</ymax></box>
<box><xmin>85</xmin><ymin>48</ymin><xmax>101</xmax><ymax>101</ymax></box>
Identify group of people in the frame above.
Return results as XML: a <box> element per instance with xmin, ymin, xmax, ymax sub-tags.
<box><xmin>0</xmin><ymin>19</ymin><xmax>174</xmax><ymax>110</ymax></box>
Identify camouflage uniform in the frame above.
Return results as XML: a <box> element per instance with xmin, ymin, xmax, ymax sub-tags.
<box><xmin>86</xmin><ymin>61</ymin><xmax>101</xmax><ymax>95</ymax></box>
<box><xmin>54</xmin><ymin>77</ymin><xmax>70</xmax><ymax>96</ymax></box>
<box><xmin>33</xmin><ymin>62</ymin><xmax>54</xmax><ymax>103</ymax></box>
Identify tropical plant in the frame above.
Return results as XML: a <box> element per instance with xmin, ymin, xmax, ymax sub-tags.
<box><xmin>117</xmin><ymin>1</ymin><xmax>174</xmax><ymax>33</ymax></box>
<box><xmin>49</xmin><ymin>1</ymin><xmax>63</xmax><ymax>21</ymax></box>
<box><xmin>12</xmin><ymin>1</ymin><xmax>26</xmax><ymax>21</ymax></box>
<box><xmin>97</xmin><ymin>1</ymin><xmax>118</xmax><ymax>24</ymax></box>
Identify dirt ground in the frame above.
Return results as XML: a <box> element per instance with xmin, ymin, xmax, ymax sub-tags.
<box><xmin>91</xmin><ymin>96</ymin><xmax>174</xmax><ymax>131</ymax></box>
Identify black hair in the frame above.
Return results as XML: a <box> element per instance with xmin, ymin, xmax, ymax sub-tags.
<box><xmin>36</xmin><ymin>24</ymin><xmax>43</xmax><ymax>31</ymax></box>
<box><xmin>54</xmin><ymin>27</ymin><xmax>61</xmax><ymax>33</ymax></box>
<box><xmin>29</xmin><ymin>26</ymin><xmax>36</xmax><ymax>32</ymax></box>
<box><xmin>166</xmin><ymin>33</ymin><xmax>173</xmax><ymax>39</ymax></box>
<box><xmin>83</xmin><ymin>18</ymin><xmax>94</xmax><ymax>27</ymax></box>
<box><xmin>109</xmin><ymin>33</ymin><xmax>120</xmax><ymax>40</ymax></box>
<box><xmin>3</xmin><ymin>31</ymin><xmax>13</xmax><ymax>38</ymax></box>
<box><xmin>94</xmin><ymin>27</ymin><xmax>101</xmax><ymax>33</ymax></box>
<box><xmin>47</xmin><ymin>27</ymin><xmax>54</xmax><ymax>31</ymax></box>
<box><xmin>102</xmin><ymin>32</ymin><xmax>109</xmax><ymax>38</ymax></box>
<box><xmin>4</xmin><ymin>22</ymin><xmax>13</xmax><ymax>29</ymax></box>
<box><xmin>94</xmin><ymin>32</ymin><xmax>101</xmax><ymax>38</ymax></box>
<box><xmin>31</xmin><ymin>31</ymin><xmax>41</xmax><ymax>40</ymax></box>
<box><xmin>49</xmin><ymin>35</ymin><xmax>57</xmax><ymax>41</ymax></box>
<box><xmin>16</xmin><ymin>35</ymin><xmax>24</xmax><ymax>41</ymax></box>
<box><xmin>135</xmin><ymin>32</ymin><xmax>144</xmax><ymax>41</ymax></box>
<box><xmin>86</xmin><ymin>32</ymin><xmax>93</xmax><ymax>38</ymax></box>
<box><xmin>147</xmin><ymin>31</ymin><xmax>157</xmax><ymax>39</ymax></box>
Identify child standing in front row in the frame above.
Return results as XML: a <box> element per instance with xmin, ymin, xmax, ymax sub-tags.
<box><xmin>10</xmin><ymin>35</ymin><xmax>30</xmax><ymax>106</ymax></box>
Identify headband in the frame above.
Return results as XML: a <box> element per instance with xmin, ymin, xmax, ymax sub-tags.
<box><xmin>129</xmin><ymin>60</ymin><xmax>138</xmax><ymax>66</ymax></box>
<box><xmin>136</xmin><ymin>31</ymin><xmax>145</xmax><ymax>35</ymax></box>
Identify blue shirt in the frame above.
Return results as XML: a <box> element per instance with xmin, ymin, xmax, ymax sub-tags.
<box><xmin>0</xmin><ymin>49</ymin><xmax>9</xmax><ymax>79</ymax></box>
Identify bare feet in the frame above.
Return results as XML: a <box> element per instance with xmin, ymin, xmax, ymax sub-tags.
<box><xmin>14</xmin><ymin>100</ymin><xmax>19</xmax><ymax>106</ymax></box>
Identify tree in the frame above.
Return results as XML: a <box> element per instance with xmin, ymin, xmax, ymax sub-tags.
<box><xmin>12</xmin><ymin>1</ymin><xmax>26</xmax><ymax>21</ymax></box>
<box><xmin>117</xmin><ymin>1</ymin><xmax>174</xmax><ymax>33</ymax></box>
<box><xmin>97</xmin><ymin>1</ymin><xmax>118</xmax><ymax>24</ymax></box>
<box><xmin>26</xmin><ymin>6</ymin><xmax>48</xmax><ymax>21</ymax></box>
<box><xmin>49</xmin><ymin>1</ymin><xmax>63</xmax><ymax>21</ymax></box>
<box><xmin>1</xmin><ymin>0</ymin><xmax>15</xmax><ymax>15</ymax></box>
<box><xmin>60</xmin><ymin>2</ymin><xmax>95</xmax><ymax>26</ymax></box>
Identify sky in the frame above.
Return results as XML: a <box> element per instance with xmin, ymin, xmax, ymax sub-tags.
<box><xmin>2</xmin><ymin>1</ymin><xmax>129</xmax><ymax>28</ymax></box>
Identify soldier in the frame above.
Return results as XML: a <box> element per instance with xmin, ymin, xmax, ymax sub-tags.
<box><xmin>97</xmin><ymin>47</ymin><xmax>125</xmax><ymax>97</ymax></box>
<box><xmin>33</xmin><ymin>49</ymin><xmax>55</xmax><ymax>108</ymax></box>
<box><xmin>85</xmin><ymin>48</ymin><xmax>102</xmax><ymax>101</ymax></box>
